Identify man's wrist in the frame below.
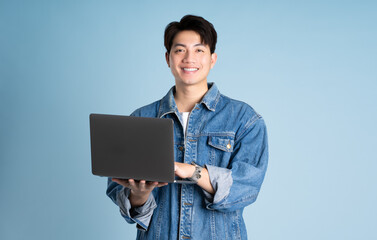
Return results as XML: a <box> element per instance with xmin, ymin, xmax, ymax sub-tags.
<box><xmin>129</xmin><ymin>190</ymin><xmax>149</xmax><ymax>207</ymax></box>
<box><xmin>188</xmin><ymin>161</ymin><xmax>203</xmax><ymax>182</ymax></box>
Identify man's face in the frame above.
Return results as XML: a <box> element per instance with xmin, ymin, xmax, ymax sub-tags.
<box><xmin>166</xmin><ymin>30</ymin><xmax>217</xmax><ymax>88</ymax></box>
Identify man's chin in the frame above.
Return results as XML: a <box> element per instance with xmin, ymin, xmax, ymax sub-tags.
<box><xmin>176</xmin><ymin>79</ymin><xmax>207</xmax><ymax>87</ymax></box>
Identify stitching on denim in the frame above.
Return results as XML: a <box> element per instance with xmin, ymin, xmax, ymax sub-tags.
<box><xmin>212</xmin><ymin>92</ymin><xmax>221</xmax><ymax>110</ymax></box>
<box><xmin>187</xmin><ymin>132</ymin><xmax>236</xmax><ymax>138</ymax></box>
<box><xmin>219</xmin><ymin>193</ymin><xmax>258</xmax><ymax>209</ymax></box>
<box><xmin>154</xmin><ymin>190</ymin><xmax>165</xmax><ymax>240</ymax></box>
<box><xmin>159</xmin><ymin>110</ymin><xmax>175</xmax><ymax>119</ymax></box>
<box><xmin>202</xmin><ymin>88</ymin><xmax>220</xmax><ymax>111</ymax></box>
<box><xmin>211</xmin><ymin>210</ymin><xmax>216</xmax><ymax>240</ymax></box>
<box><xmin>236</xmin><ymin>115</ymin><xmax>262</xmax><ymax>142</ymax></box>
<box><xmin>157</xmin><ymin>99</ymin><xmax>164</xmax><ymax>117</ymax></box>
<box><xmin>235</xmin><ymin>210</ymin><xmax>241</xmax><ymax>239</ymax></box>
<box><xmin>208</xmin><ymin>137</ymin><xmax>234</xmax><ymax>152</ymax></box>
<box><xmin>232</xmin><ymin>211</ymin><xmax>237</xmax><ymax>239</ymax></box>
<box><xmin>158</xmin><ymin>97</ymin><xmax>176</xmax><ymax>118</ymax></box>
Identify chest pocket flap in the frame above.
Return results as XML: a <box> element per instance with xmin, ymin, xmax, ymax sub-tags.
<box><xmin>208</xmin><ymin>136</ymin><xmax>234</xmax><ymax>152</ymax></box>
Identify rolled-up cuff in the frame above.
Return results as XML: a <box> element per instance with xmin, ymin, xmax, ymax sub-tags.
<box><xmin>117</xmin><ymin>187</ymin><xmax>157</xmax><ymax>231</ymax></box>
<box><xmin>203</xmin><ymin>165</ymin><xmax>233</xmax><ymax>206</ymax></box>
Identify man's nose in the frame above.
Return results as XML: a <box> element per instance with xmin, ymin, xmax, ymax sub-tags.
<box><xmin>183</xmin><ymin>50</ymin><xmax>195</xmax><ymax>63</ymax></box>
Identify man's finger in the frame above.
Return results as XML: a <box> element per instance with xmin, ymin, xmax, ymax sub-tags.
<box><xmin>128</xmin><ymin>179</ymin><xmax>136</xmax><ymax>188</ymax></box>
<box><xmin>139</xmin><ymin>180</ymin><xmax>146</xmax><ymax>190</ymax></box>
<box><xmin>156</xmin><ymin>182</ymin><xmax>168</xmax><ymax>187</ymax></box>
<box><xmin>112</xmin><ymin>178</ymin><xmax>129</xmax><ymax>187</ymax></box>
<box><xmin>145</xmin><ymin>181</ymin><xmax>158</xmax><ymax>190</ymax></box>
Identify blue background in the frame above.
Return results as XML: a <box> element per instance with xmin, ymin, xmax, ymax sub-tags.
<box><xmin>1</xmin><ymin>0</ymin><xmax>376</xmax><ymax>239</ymax></box>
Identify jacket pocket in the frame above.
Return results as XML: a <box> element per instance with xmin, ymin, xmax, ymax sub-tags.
<box><xmin>207</xmin><ymin>135</ymin><xmax>235</xmax><ymax>166</ymax></box>
<box><xmin>208</xmin><ymin>136</ymin><xmax>234</xmax><ymax>152</ymax></box>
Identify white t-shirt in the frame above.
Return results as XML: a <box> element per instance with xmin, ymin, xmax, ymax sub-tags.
<box><xmin>179</xmin><ymin>112</ymin><xmax>190</xmax><ymax>136</ymax></box>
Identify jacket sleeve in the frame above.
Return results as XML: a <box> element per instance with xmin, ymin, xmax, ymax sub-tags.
<box><xmin>202</xmin><ymin>116</ymin><xmax>269</xmax><ymax>212</ymax></box>
<box><xmin>106</xmin><ymin>178</ymin><xmax>157</xmax><ymax>231</ymax></box>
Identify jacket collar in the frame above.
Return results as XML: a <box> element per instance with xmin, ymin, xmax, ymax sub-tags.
<box><xmin>158</xmin><ymin>82</ymin><xmax>220</xmax><ymax>118</ymax></box>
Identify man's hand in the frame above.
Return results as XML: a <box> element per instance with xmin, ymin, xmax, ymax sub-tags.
<box><xmin>174</xmin><ymin>162</ymin><xmax>215</xmax><ymax>194</ymax></box>
<box><xmin>174</xmin><ymin>162</ymin><xmax>196</xmax><ymax>179</ymax></box>
<box><xmin>112</xmin><ymin>178</ymin><xmax>168</xmax><ymax>207</ymax></box>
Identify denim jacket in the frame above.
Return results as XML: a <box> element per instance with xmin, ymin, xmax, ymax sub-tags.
<box><xmin>106</xmin><ymin>83</ymin><xmax>268</xmax><ymax>240</ymax></box>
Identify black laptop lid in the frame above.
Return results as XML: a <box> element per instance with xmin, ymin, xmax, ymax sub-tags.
<box><xmin>90</xmin><ymin>113</ymin><xmax>175</xmax><ymax>182</ymax></box>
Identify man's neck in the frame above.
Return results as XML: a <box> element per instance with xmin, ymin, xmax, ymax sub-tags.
<box><xmin>174</xmin><ymin>81</ymin><xmax>209</xmax><ymax>112</ymax></box>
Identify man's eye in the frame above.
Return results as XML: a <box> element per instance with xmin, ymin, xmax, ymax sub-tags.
<box><xmin>175</xmin><ymin>49</ymin><xmax>184</xmax><ymax>53</ymax></box>
<box><xmin>197</xmin><ymin>49</ymin><xmax>204</xmax><ymax>52</ymax></box>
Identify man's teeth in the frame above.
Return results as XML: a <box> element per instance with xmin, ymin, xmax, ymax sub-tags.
<box><xmin>183</xmin><ymin>68</ymin><xmax>198</xmax><ymax>71</ymax></box>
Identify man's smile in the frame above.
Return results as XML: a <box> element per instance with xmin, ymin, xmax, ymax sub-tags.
<box><xmin>182</xmin><ymin>67</ymin><xmax>199</xmax><ymax>72</ymax></box>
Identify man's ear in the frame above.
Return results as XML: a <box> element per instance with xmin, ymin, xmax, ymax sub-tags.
<box><xmin>165</xmin><ymin>52</ymin><xmax>170</xmax><ymax>67</ymax></box>
<box><xmin>210</xmin><ymin>52</ymin><xmax>217</xmax><ymax>69</ymax></box>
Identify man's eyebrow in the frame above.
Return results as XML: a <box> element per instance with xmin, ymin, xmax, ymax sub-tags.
<box><xmin>173</xmin><ymin>43</ymin><xmax>205</xmax><ymax>48</ymax></box>
<box><xmin>173</xmin><ymin>43</ymin><xmax>186</xmax><ymax>48</ymax></box>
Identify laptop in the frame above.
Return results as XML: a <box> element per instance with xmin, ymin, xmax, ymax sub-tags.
<box><xmin>89</xmin><ymin>113</ymin><xmax>195</xmax><ymax>184</ymax></box>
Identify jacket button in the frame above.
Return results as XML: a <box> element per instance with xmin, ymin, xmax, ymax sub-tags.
<box><xmin>226</xmin><ymin>143</ymin><xmax>231</xmax><ymax>149</ymax></box>
<box><xmin>178</xmin><ymin>146</ymin><xmax>184</xmax><ymax>151</ymax></box>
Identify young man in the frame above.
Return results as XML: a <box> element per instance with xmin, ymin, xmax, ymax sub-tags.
<box><xmin>106</xmin><ymin>15</ymin><xmax>268</xmax><ymax>240</ymax></box>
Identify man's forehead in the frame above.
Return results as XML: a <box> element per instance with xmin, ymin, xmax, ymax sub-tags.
<box><xmin>171</xmin><ymin>30</ymin><xmax>209</xmax><ymax>47</ymax></box>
